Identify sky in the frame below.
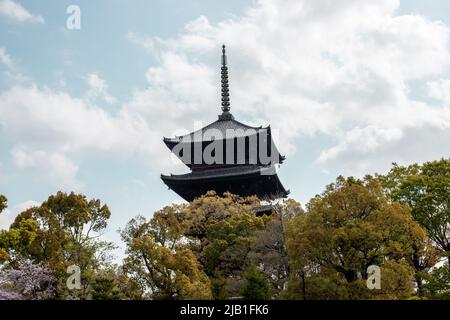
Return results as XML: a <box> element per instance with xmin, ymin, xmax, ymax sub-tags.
<box><xmin>1</xmin><ymin>0</ymin><xmax>450</xmax><ymax>259</ymax></box>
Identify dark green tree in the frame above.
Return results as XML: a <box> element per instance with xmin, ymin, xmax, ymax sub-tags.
<box><xmin>421</xmin><ymin>265</ymin><xmax>450</xmax><ymax>300</ymax></box>
<box><xmin>90</xmin><ymin>273</ymin><xmax>123</xmax><ymax>300</ymax></box>
<box><xmin>0</xmin><ymin>194</ymin><xmax>8</xmax><ymax>261</ymax></box>
<box><xmin>378</xmin><ymin>159</ymin><xmax>450</xmax><ymax>264</ymax></box>
<box><xmin>0</xmin><ymin>195</ymin><xmax>6</xmax><ymax>214</ymax></box>
<box><xmin>240</xmin><ymin>265</ymin><xmax>271</xmax><ymax>300</ymax></box>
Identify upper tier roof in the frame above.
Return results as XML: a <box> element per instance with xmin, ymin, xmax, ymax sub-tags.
<box><xmin>163</xmin><ymin>112</ymin><xmax>266</xmax><ymax>144</ymax></box>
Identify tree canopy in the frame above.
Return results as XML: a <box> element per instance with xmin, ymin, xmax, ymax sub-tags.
<box><xmin>285</xmin><ymin>176</ymin><xmax>427</xmax><ymax>299</ymax></box>
<box><xmin>1</xmin><ymin>158</ymin><xmax>450</xmax><ymax>300</ymax></box>
<box><xmin>378</xmin><ymin>159</ymin><xmax>450</xmax><ymax>264</ymax></box>
<box><xmin>0</xmin><ymin>192</ymin><xmax>114</xmax><ymax>299</ymax></box>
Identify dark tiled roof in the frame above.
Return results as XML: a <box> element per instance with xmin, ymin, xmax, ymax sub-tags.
<box><xmin>161</xmin><ymin>165</ymin><xmax>289</xmax><ymax>202</ymax></box>
<box><xmin>164</xmin><ymin>113</ymin><xmax>266</xmax><ymax>143</ymax></box>
<box><xmin>161</xmin><ymin>165</ymin><xmax>266</xmax><ymax>180</ymax></box>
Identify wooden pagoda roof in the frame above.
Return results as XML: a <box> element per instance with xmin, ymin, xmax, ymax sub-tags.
<box><xmin>163</xmin><ymin>113</ymin><xmax>266</xmax><ymax>144</ymax></box>
<box><xmin>161</xmin><ymin>165</ymin><xmax>289</xmax><ymax>202</ymax></box>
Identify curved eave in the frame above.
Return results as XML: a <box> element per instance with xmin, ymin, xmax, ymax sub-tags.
<box><xmin>161</xmin><ymin>168</ymin><xmax>289</xmax><ymax>201</ymax></box>
<box><xmin>163</xmin><ymin>128</ymin><xmax>269</xmax><ymax>144</ymax></box>
<box><xmin>161</xmin><ymin>166</ymin><xmax>262</xmax><ymax>182</ymax></box>
<box><xmin>163</xmin><ymin>118</ymin><xmax>268</xmax><ymax>143</ymax></box>
<box><xmin>163</xmin><ymin>140</ymin><xmax>286</xmax><ymax>166</ymax></box>
<box><xmin>163</xmin><ymin>137</ymin><xmax>178</xmax><ymax>151</ymax></box>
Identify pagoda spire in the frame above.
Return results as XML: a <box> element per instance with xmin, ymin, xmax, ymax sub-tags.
<box><xmin>221</xmin><ymin>44</ymin><xmax>230</xmax><ymax>113</ymax></box>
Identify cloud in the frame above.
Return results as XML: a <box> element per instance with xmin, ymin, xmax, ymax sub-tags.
<box><xmin>0</xmin><ymin>47</ymin><xmax>14</xmax><ymax>69</ymax></box>
<box><xmin>428</xmin><ymin>79</ymin><xmax>450</xmax><ymax>106</ymax></box>
<box><xmin>11</xmin><ymin>146</ymin><xmax>80</xmax><ymax>189</ymax></box>
<box><xmin>2</xmin><ymin>0</ymin><xmax>450</xmax><ymax>189</ymax></box>
<box><xmin>86</xmin><ymin>72</ymin><xmax>117</xmax><ymax>105</ymax></box>
<box><xmin>0</xmin><ymin>199</ymin><xmax>40</xmax><ymax>230</ymax></box>
<box><xmin>318</xmin><ymin>126</ymin><xmax>404</xmax><ymax>164</ymax></box>
<box><xmin>126</xmin><ymin>31</ymin><xmax>158</xmax><ymax>52</ymax></box>
<box><xmin>126</xmin><ymin>0</ymin><xmax>450</xmax><ymax>174</ymax></box>
<box><xmin>0</xmin><ymin>47</ymin><xmax>30</xmax><ymax>84</ymax></box>
<box><xmin>0</xmin><ymin>0</ymin><xmax>44</xmax><ymax>24</ymax></box>
<box><xmin>0</xmin><ymin>84</ymin><xmax>180</xmax><ymax>187</ymax></box>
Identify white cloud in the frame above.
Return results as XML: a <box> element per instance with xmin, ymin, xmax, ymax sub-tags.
<box><xmin>0</xmin><ymin>47</ymin><xmax>14</xmax><ymax>69</ymax></box>
<box><xmin>0</xmin><ymin>0</ymin><xmax>44</xmax><ymax>24</ymax></box>
<box><xmin>428</xmin><ymin>79</ymin><xmax>450</xmax><ymax>106</ymax></box>
<box><xmin>0</xmin><ymin>47</ymin><xmax>30</xmax><ymax>84</ymax></box>
<box><xmin>11</xmin><ymin>146</ymin><xmax>80</xmax><ymax>189</ymax></box>
<box><xmin>126</xmin><ymin>32</ymin><xmax>158</xmax><ymax>52</ymax></box>
<box><xmin>2</xmin><ymin>0</ymin><xmax>450</xmax><ymax>189</ymax></box>
<box><xmin>0</xmin><ymin>200</ymin><xmax>40</xmax><ymax>230</ymax></box>
<box><xmin>318</xmin><ymin>126</ymin><xmax>404</xmax><ymax>164</ymax></box>
<box><xmin>0</xmin><ymin>84</ymin><xmax>180</xmax><ymax>187</ymax></box>
<box><xmin>126</xmin><ymin>0</ymin><xmax>450</xmax><ymax>174</ymax></box>
<box><xmin>86</xmin><ymin>72</ymin><xmax>117</xmax><ymax>105</ymax></box>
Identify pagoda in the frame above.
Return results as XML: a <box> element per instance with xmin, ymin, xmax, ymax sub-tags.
<box><xmin>161</xmin><ymin>45</ymin><xmax>288</xmax><ymax>202</ymax></box>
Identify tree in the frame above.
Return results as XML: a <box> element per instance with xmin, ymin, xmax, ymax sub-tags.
<box><xmin>248</xmin><ymin>200</ymin><xmax>304</xmax><ymax>297</ymax></box>
<box><xmin>0</xmin><ymin>195</ymin><xmax>6</xmax><ymax>214</ymax></box>
<box><xmin>285</xmin><ymin>176</ymin><xmax>426</xmax><ymax>299</ymax></box>
<box><xmin>90</xmin><ymin>272</ymin><xmax>123</xmax><ymax>300</ymax></box>
<box><xmin>0</xmin><ymin>259</ymin><xmax>56</xmax><ymax>300</ymax></box>
<box><xmin>0</xmin><ymin>191</ymin><xmax>114</xmax><ymax>299</ymax></box>
<box><xmin>421</xmin><ymin>265</ymin><xmax>450</xmax><ymax>300</ymax></box>
<box><xmin>90</xmin><ymin>266</ymin><xmax>145</xmax><ymax>300</ymax></box>
<box><xmin>240</xmin><ymin>265</ymin><xmax>271</xmax><ymax>300</ymax></box>
<box><xmin>121</xmin><ymin>205</ymin><xmax>212</xmax><ymax>300</ymax></box>
<box><xmin>378</xmin><ymin>159</ymin><xmax>450</xmax><ymax>264</ymax></box>
<box><xmin>183</xmin><ymin>191</ymin><xmax>271</xmax><ymax>298</ymax></box>
<box><xmin>0</xmin><ymin>195</ymin><xmax>10</xmax><ymax>261</ymax></box>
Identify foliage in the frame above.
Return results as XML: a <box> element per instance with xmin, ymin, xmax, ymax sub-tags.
<box><xmin>90</xmin><ymin>269</ymin><xmax>125</xmax><ymax>300</ymax></box>
<box><xmin>0</xmin><ymin>195</ymin><xmax>6</xmax><ymax>214</ymax></box>
<box><xmin>121</xmin><ymin>192</ymin><xmax>293</xmax><ymax>299</ymax></box>
<box><xmin>285</xmin><ymin>176</ymin><xmax>425</xmax><ymax>299</ymax></box>
<box><xmin>183</xmin><ymin>191</ymin><xmax>273</xmax><ymax>298</ymax></box>
<box><xmin>421</xmin><ymin>265</ymin><xmax>450</xmax><ymax>300</ymax></box>
<box><xmin>378</xmin><ymin>159</ymin><xmax>450</xmax><ymax>263</ymax></box>
<box><xmin>0</xmin><ymin>191</ymin><xmax>114</xmax><ymax>299</ymax></box>
<box><xmin>248</xmin><ymin>218</ymin><xmax>289</xmax><ymax>296</ymax></box>
<box><xmin>121</xmin><ymin>205</ymin><xmax>212</xmax><ymax>300</ymax></box>
<box><xmin>0</xmin><ymin>259</ymin><xmax>56</xmax><ymax>300</ymax></box>
<box><xmin>1</xmin><ymin>158</ymin><xmax>450</xmax><ymax>300</ymax></box>
<box><xmin>240</xmin><ymin>265</ymin><xmax>271</xmax><ymax>300</ymax></box>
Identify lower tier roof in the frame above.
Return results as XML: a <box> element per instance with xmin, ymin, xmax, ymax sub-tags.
<box><xmin>161</xmin><ymin>165</ymin><xmax>289</xmax><ymax>202</ymax></box>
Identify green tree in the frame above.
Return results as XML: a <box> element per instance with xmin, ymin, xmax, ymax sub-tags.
<box><xmin>90</xmin><ymin>266</ymin><xmax>145</xmax><ymax>300</ymax></box>
<box><xmin>248</xmin><ymin>199</ymin><xmax>304</xmax><ymax>297</ymax></box>
<box><xmin>0</xmin><ymin>195</ymin><xmax>9</xmax><ymax>261</ymax></box>
<box><xmin>90</xmin><ymin>271</ymin><xmax>123</xmax><ymax>300</ymax></box>
<box><xmin>0</xmin><ymin>191</ymin><xmax>114</xmax><ymax>299</ymax></box>
<box><xmin>121</xmin><ymin>205</ymin><xmax>212</xmax><ymax>300</ymax></box>
<box><xmin>0</xmin><ymin>195</ymin><xmax>6</xmax><ymax>214</ymax></box>
<box><xmin>421</xmin><ymin>265</ymin><xmax>450</xmax><ymax>300</ymax></box>
<box><xmin>378</xmin><ymin>159</ymin><xmax>450</xmax><ymax>264</ymax></box>
<box><xmin>183</xmin><ymin>191</ymin><xmax>271</xmax><ymax>298</ymax></box>
<box><xmin>240</xmin><ymin>265</ymin><xmax>271</xmax><ymax>300</ymax></box>
<box><xmin>285</xmin><ymin>176</ymin><xmax>426</xmax><ymax>300</ymax></box>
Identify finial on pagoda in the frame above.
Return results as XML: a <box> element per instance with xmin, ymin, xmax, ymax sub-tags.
<box><xmin>221</xmin><ymin>44</ymin><xmax>231</xmax><ymax>113</ymax></box>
